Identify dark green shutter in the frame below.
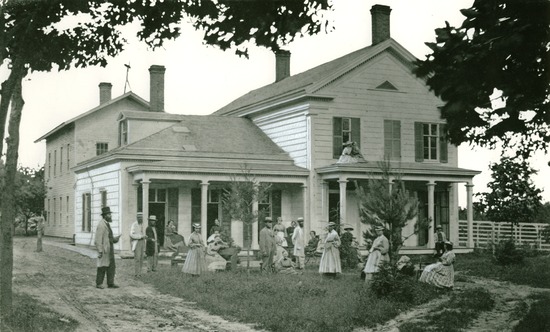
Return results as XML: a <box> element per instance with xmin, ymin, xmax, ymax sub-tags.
<box><xmin>351</xmin><ymin>118</ymin><xmax>361</xmax><ymax>149</ymax></box>
<box><xmin>439</xmin><ymin>124</ymin><xmax>448</xmax><ymax>163</ymax></box>
<box><xmin>414</xmin><ymin>122</ymin><xmax>424</xmax><ymax>162</ymax></box>
<box><xmin>333</xmin><ymin>117</ymin><xmax>343</xmax><ymax>158</ymax></box>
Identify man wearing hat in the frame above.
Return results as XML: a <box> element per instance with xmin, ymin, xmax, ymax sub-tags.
<box><xmin>145</xmin><ymin>215</ymin><xmax>160</xmax><ymax>272</ymax></box>
<box><xmin>434</xmin><ymin>225</ymin><xmax>447</xmax><ymax>258</ymax></box>
<box><xmin>292</xmin><ymin>217</ymin><xmax>306</xmax><ymax>271</ymax></box>
<box><xmin>259</xmin><ymin>217</ymin><xmax>277</xmax><ymax>273</ymax></box>
<box><xmin>130</xmin><ymin>212</ymin><xmax>147</xmax><ymax>277</ymax></box>
<box><xmin>95</xmin><ymin>206</ymin><xmax>121</xmax><ymax>289</ymax></box>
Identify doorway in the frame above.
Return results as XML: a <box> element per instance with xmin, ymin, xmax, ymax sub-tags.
<box><xmin>149</xmin><ymin>203</ymin><xmax>165</xmax><ymax>247</ymax></box>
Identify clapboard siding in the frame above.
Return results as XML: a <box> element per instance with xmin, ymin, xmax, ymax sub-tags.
<box><xmin>74</xmin><ymin>163</ymin><xmax>122</xmax><ymax>248</ymax></box>
<box><xmin>312</xmin><ymin>53</ymin><xmax>458</xmax><ymax>168</ymax></box>
<box><xmin>252</xmin><ymin>105</ymin><xmax>309</xmax><ymax>168</ymax></box>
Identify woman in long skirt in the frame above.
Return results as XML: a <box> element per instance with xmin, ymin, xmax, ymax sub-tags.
<box><xmin>364</xmin><ymin>225</ymin><xmax>390</xmax><ymax>282</ymax></box>
<box><xmin>419</xmin><ymin>241</ymin><xmax>455</xmax><ymax>289</ymax></box>
<box><xmin>182</xmin><ymin>224</ymin><xmax>207</xmax><ymax>276</ymax></box>
<box><xmin>318</xmin><ymin>222</ymin><xmax>342</xmax><ymax>276</ymax></box>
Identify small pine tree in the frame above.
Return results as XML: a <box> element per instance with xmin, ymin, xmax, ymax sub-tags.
<box><xmin>356</xmin><ymin>161</ymin><xmax>427</xmax><ymax>261</ymax></box>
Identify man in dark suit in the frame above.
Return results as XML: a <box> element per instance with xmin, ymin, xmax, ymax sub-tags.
<box><xmin>146</xmin><ymin>215</ymin><xmax>160</xmax><ymax>272</ymax></box>
<box><xmin>259</xmin><ymin>217</ymin><xmax>276</xmax><ymax>274</ymax></box>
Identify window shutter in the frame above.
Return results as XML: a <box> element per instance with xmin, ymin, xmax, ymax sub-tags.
<box><xmin>351</xmin><ymin>118</ymin><xmax>361</xmax><ymax>149</ymax></box>
<box><xmin>333</xmin><ymin>117</ymin><xmax>343</xmax><ymax>159</ymax></box>
<box><xmin>439</xmin><ymin>124</ymin><xmax>448</xmax><ymax>163</ymax></box>
<box><xmin>414</xmin><ymin>122</ymin><xmax>424</xmax><ymax>162</ymax></box>
<box><xmin>81</xmin><ymin>194</ymin><xmax>85</xmax><ymax>232</ymax></box>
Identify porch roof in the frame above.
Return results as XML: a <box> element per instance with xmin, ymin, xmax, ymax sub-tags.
<box><xmin>126</xmin><ymin>159</ymin><xmax>309</xmax><ymax>177</ymax></box>
<box><xmin>316</xmin><ymin>161</ymin><xmax>480</xmax><ymax>183</ymax></box>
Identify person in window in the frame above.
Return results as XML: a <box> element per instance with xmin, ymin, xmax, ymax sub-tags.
<box><xmin>182</xmin><ymin>223</ymin><xmax>207</xmax><ymax>276</ymax></box>
<box><xmin>420</xmin><ymin>241</ymin><xmax>455</xmax><ymax>289</ymax></box>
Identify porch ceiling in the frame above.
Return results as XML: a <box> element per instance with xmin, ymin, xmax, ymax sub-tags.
<box><xmin>316</xmin><ymin>161</ymin><xmax>480</xmax><ymax>183</ymax></box>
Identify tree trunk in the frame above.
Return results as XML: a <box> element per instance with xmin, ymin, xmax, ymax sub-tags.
<box><xmin>0</xmin><ymin>69</ymin><xmax>24</xmax><ymax>318</ymax></box>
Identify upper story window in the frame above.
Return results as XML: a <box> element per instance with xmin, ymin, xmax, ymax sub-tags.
<box><xmin>384</xmin><ymin>120</ymin><xmax>401</xmax><ymax>160</ymax></box>
<box><xmin>60</xmin><ymin>147</ymin><xmax>63</xmax><ymax>174</ymax></box>
<box><xmin>333</xmin><ymin>117</ymin><xmax>361</xmax><ymax>159</ymax></box>
<box><xmin>119</xmin><ymin>120</ymin><xmax>128</xmax><ymax>146</ymax></box>
<box><xmin>415</xmin><ymin>122</ymin><xmax>448</xmax><ymax>163</ymax></box>
<box><xmin>67</xmin><ymin>144</ymin><xmax>70</xmax><ymax>171</ymax></box>
<box><xmin>96</xmin><ymin>142</ymin><xmax>108</xmax><ymax>156</ymax></box>
<box><xmin>48</xmin><ymin>153</ymin><xmax>51</xmax><ymax>178</ymax></box>
<box><xmin>53</xmin><ymin>150</ymin><xmax>57</xmax><ymax>177</ymax></box>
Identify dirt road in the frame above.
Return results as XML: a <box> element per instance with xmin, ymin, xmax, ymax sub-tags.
<box><xmin>12</xmin><ymin>236</ymin><xmax>262</xmax><ymax>332</ymax></box>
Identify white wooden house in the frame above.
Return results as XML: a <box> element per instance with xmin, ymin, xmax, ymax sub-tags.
<box><xmin>37</xmin><ymin>5</ymin><xmax>480</xmax><ymax>254</ymax></box>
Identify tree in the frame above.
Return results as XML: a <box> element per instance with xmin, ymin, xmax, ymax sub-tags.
<box><xmin>0</xmin><ymin>0</ymin><xmax>332</xmax><ymax>315</ymax></box>
<box><xmin>355</xmin><ymin>161</ymin><xmax>424</xmax><ymax>260</ymax></box>
<box><xmin>222</xmin><ymin>169</ymin><xmax>271</xmax><ymax>272</ymax></box>
<box><xmin>415</xmin><ymin>0</ymin><xmax>550</xmax><ymax>158</ymax></box>
<box><xmin>14</xmin><ymin>166</ymin><xmax>46</xmax><ymax>235</ymax></box>
<box><xmin>475</xmin><ymin>156</ymin><xmax>543</xmax><ymax>233</ymax></box>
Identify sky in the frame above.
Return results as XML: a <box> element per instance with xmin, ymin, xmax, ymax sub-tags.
<box><xmin>5</xmin><ymin>0</ymin><xmax>549</xmax><ymax>205</ymax></box>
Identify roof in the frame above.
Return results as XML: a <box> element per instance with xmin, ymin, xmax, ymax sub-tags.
<box><xmin>118</xmin><ymin>110</ymin><xmax>186</xmax><ymax>122</ymax></box>
<box><xmin>74</xmin><ymin>115</ymin><xmax>296</xmax><ymax>170</ymax></box>
<box><xmin>35</xmin><ymin>92</ymin><xmax>150</xmax><ymax>142</ymax></box>
<box><xmin>213</xmin><ymin>38</ymin><xmax>417</xmax><ymax>116</ymax></box>
<box><xmin>316</xmin><ymin>161</ymin><xmax>481</xmax><ymax>180</ymax></box>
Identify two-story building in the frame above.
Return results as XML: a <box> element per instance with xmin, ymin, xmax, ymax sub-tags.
<box><xmin>37</xmin><ymin>5</ymin><xmax>479</xmax><ymax>254</ymax></box>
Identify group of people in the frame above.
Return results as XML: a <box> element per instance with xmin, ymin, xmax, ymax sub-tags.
<box><xmin>93</xmin><ymin>206</ymin><xmax>455</xmax><ymax>290</ymax></box>
<box><xmin>259</xmin><ymin>216</ymin><xmax>307</xmax><ymax>274</ymax></box>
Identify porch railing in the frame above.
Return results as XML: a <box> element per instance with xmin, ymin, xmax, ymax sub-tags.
<box><xmin>458</xmin><ymin>220</ymin><xmax>550</xmax><ymax>251</ymax></box>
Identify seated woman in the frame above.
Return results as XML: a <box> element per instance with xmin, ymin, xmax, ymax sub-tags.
<box><xmin>274</xmin><ymin>250</ymin><xmax>300</xmax><ymax>275</ymax></box>
<box><xmin>306</xmin><ymin>231</ymin><xmax>319</xmax><ymax>252</ymax></box>
<box><xmin>273</xmin><ymin>233</ymin><xmax>288</xmax><ymax>263</ymax></box>
<box><xmin>419</xmin><ymin>241</ymin><xmax>456</xmax><ymax>289</ymax></box>
<box><xmin>205</xmin><ymin>232</ymin><xmax>228</xmax><ymax>272</ymax></box>
<box><xmin>164</xmin><ymin>220</ymin><xmax>186</xmax><ymax>258</ymax></box>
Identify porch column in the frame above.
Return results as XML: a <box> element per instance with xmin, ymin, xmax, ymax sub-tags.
<box><xmin>427</xmin><ymin>181</ymin><xmax>436</xmax><ymax>248</ymax></box>
<box><xmin>141</xmin><ymin>180</ymin><xmax>150</xmax><ymax>228</ymax></box>
<box><xmin>302</xmin><ymin>184</ymin><xmax>309</xmax><ymax>238</ymax></box>
<box><xmin>321</xmin><ymin>181</ymin><xmax>329</xmax><ymax>222</ymax></box>
<box><xmin>251</xmin><ymin>184</ymin><xmax>259</xmax><ymax>250</ymax></box>
<box><xmin>466</xmin><ymin>183</ymin><xmax>474</xmax><ymax>248</ymax></box>
<box><xmin>338</xmin><ymin>179</ymin><xmax>348</xmax><ymax>224</ymax></box>
<box><xmin>201</xmin><ymin>181</ymin><xmax>209</xmax><ymax>244</ymax></box>
<box><xmin>132</xmin><ymin>183</ymin><xmax>140</xmax><ymax>217</ymax></box>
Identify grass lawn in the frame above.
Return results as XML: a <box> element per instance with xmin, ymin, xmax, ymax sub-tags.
<box><xmin>141</xmin><ymin>265</ymin><xmax>439</xmax><ymax>332</ymax></box>
<box><xmin>2</xmin><ymin>292</ymin><xmax>79</xmax><ymax>332</ymax></box>
<box><xmin>455</xmin><ymin>252</ymin><xmax>550</xmax><ymax>288</ymax></box>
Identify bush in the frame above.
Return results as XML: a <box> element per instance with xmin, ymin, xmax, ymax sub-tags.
<box><xmin>494</xmin><ymin>238</ymin><xmax>525</xmax><ymax>265</ymax></box>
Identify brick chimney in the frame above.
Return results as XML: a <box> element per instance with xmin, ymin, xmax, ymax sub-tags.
<box><xmin>98</xmin><ymin>82</ymin><xmax>112</xmax><ymax>105</ymax></box>
<box><xmin>371</xmin><ymin>4</ymin><xmax>391</xmax><ymax>45</ymax></box>
<box><xmin>275</xmin><ymin>50</ymin><xmax>291</xmax><ymax>82</ymax></box>
<box><xmin>149</xmin><ymin>65</ymin><xmax>165</xmax><ymax>112</ymax></box>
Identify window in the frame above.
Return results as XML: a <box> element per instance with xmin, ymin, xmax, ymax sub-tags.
<box><xmin>149</xmin><ymin>188</ymin><xmax>166</xmax><ymax>202</ymax></box>
<box><xmin>119</xmin><ymin>121</ymin><xmax>128</xmax><ymax>146</ymax></box>
<box><xmin>333</xmin><ymin>117</ymin><xmax>361</xmax><ymax>158</ymax></box>
<box><xmin>258</xmin><ymin>192</ymin><xmax>272</xmax><ymax>218</ymax></box>
<box><xmin>384</xmin><ymin>120</ymin><xmax>401</xmax><ymax>160</ymax></box>
<box><xmin>67</xmin><ymin>144</ymin><xmax>70</xmax><ymax>171</ymax></box>
<box><xmin>60</xmin><ymin>147</ymin><xmax>63</xmax><ymax>174</ymax></box>
<box><xmin>414</xmin><ymin>122</ymin><xmax>448</xmax><ymax>163</ymax></box>
<box><xmin>96</xmin><ymin>142</ymin><xmax>108</xmax><ymax>156</ymax></box>
<box><xmin>54</xmin><ymin>150</ymin><xmax>57</xmax><ymax>176</ymax></box>
<box><xmin>59</xmin><ymin>196</ymin><xmax>63</xmax><ymax>224</ymax></box>
<box><xmin>53</xmin><ymin>198</ymin><xmax>56</xmax><ymax>224</ymax></box>
<box><xmin>48</xmin><ymin>153</ymin><xmax>51</xmax><ymax>178</ymax></box>
<box><xmin>82</xmin><ymin>193</ymin><xmax>91</xmax><ymax>232</ymax></box>
<box><xmin>208</xmin><ymin>189</ymin><xmax>220</xmax><ymax>203</ymax></box>
<box><xmin>47</xmin><ymin>198</ymin><xmax>50</xmax><ymax>224</ymax></box>
<box><xmin>66</xmin><ymin>196</ymin><xmax>70</xmax><ymax>224</ymax></box>
<box><xmin>101</xmin><ymin>190</ymin><xmax>107</xmax><ymax>208</ymax></box>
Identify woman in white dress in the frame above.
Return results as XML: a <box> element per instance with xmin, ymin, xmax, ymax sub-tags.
<box><xmin>182</xmin><ymin>224</ymin><xmax>206</xmax><ymax>276</ymax></box>
<box><xmin>363</xmin><ymin>225</ymin><xmax>390</xmax><ymax>282</ymax></box>
<box><xmin>205</xmin><ymin>232</ymin><xmax>228</xmax><ymax>272</ymax></box>
<box><xmin>318</xmin><ymin>222</ymin><xmax>342</xmax><ymax>276</ymax></box>
<box><xmin>419</xmin><ymin>241</ymin><xmax>456</xmax><ymax>289</ymax></box>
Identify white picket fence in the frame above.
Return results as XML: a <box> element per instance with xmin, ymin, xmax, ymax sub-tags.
<box><xmin>458</xmin><ymin>220</ymin><xmax>550</xmax><ymax>251</ymax></box>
